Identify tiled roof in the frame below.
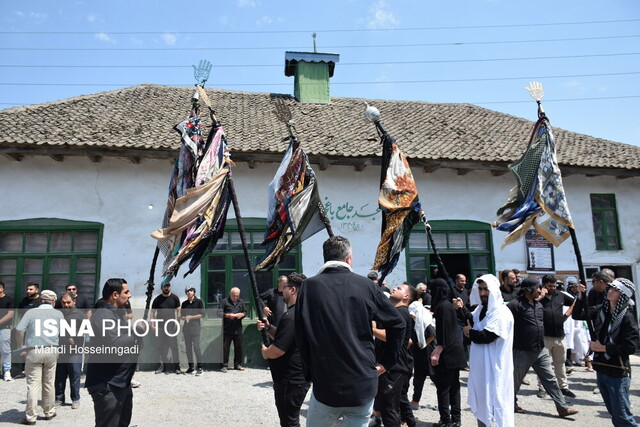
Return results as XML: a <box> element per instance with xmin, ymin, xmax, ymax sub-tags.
<box><xmin>1</xmin><ymin>84</ymin><xmax>639</xmax><ymax>174</ymax></box>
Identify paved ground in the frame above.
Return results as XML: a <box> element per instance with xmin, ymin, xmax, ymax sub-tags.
<box><xmin>2</xmin><ymin>356</ymin><xmax>639</xmax><ymax>426</ymax></box>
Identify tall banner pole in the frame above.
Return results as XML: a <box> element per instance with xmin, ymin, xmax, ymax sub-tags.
<box><xmin>228</xmin><ymin>177</ymin><xmax>270</xmax><ymax>345</ymax></box>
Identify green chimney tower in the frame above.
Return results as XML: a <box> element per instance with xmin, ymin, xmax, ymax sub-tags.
<box><xmin>285</xmin><ymin>51</ymin><xmax>340</xmax><ymax>104</ymax></box>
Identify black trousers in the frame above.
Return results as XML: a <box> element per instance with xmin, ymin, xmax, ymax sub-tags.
<box><xmin>273</xmin><ymin>381</ymin><xmax>311</xmax><ymax>427</ymax></box>
<box><xmin>158</xmin><ymin>330</ymin><xmax>180</xmax><ymax>370</ymax></box>
<box><xmin>183</xmin><ymin>329</ymin><xmax>202</xmax><ymax>368</ymax></box>
<box><xmin>399</xmin><ymin>372</ymin><xmax>416</xmax><ymax>427</ymax></box>
<box><xmin>375</xmin><ymin>370</ymin><xmax>405</xmax><ymax>427</ymax></box>
<box><xmin>411</xmin><ymin>348</ymin><xmax>430</xmax><ymax>403</ymax></box>
<box><xmin>432</xmin><ymin>367</ymin><xmax>461</xmax><ymax>424</ymax></box>
<box><xmin>89</xmin><ymin>384</ymin><xmax>133</xmax><ymax>427</ymax></box>
<box><xmin>222</xmin><ymin>333</ymin><xmax>243</xmax><ymax>368</ymax></box>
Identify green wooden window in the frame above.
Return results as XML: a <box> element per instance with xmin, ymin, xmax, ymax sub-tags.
<box><xmin>201</xmin><ymin>218</ymin><xmax>302</xmax><ymax>314</ymax></box>
<box><xmin>406</xmin><ymin>220</ymin><xmax>494</xmax><ymax>285</ymax></box>
<box><xmin>0</xmin><ymin>218</ymin><xmax>103</xmax><ymax>305</ymax></box>
<box><xmin>590</xmin><ymin>194</ymin><xmax>622</xmax><ymax>250</ymax></box>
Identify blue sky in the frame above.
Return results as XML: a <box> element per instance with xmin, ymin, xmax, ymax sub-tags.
<box><xmin>1</xmin><ymin>0</ymin><xmax>639</xmax><ymax>146</ymax></box>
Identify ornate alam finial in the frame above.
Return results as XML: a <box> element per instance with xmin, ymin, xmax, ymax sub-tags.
<box><xmin>192</xmin><ymin>59</ymin><xmax>212</xmax><ymax>87</ymax></box>
<box><xmin>525</xmin><ymin>81</ymin><xmax>544</xmax><ymax>102</ymax></box>
<box><xmin>363</xmin><ymin>102</ymin><xmax>381</xmax><ymax>123</ymax></box>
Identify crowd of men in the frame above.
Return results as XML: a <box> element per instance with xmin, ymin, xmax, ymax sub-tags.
<box><xmin>1</xmin><ymin>237</ymin><xmax>638</xmax><ymax>427</ymax></box>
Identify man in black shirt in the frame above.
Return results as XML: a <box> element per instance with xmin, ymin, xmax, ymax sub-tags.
<box><xmin>86</xmin><ymin>278</ymin><xmax>142</xmax><ymax>427</ymax></box>
<box><xmin>219</xmin><ymin>287</ymin><xmax>247</xmax><ymax>372</ymax></box>
<box><xmin>55</xmin><ymin>283</ymin><xmax>91</xmax><ymax>311</ymax></box>
<box><xmin>0</xmin><ymin>281</ymin><xmax>15</xmax><ymax>382</ymax></box>
<box><xmin>538</xmin><ymin>274</ymin><xmax>576</xmax><ymax>398</ymax></box>
<box><xmin>260</xmin><ymin>275</ymin><xmax>288</xmax><ymax>327</ymax></box>
<box><xmin>151</xmin><ymin>282</ymin><xmax>182</xmax><ymax>374</ymax></box>
<box><xmin>508</xmin><ymin>279</ymin><xmax>578</xmax><ymax>418</ymax></box>
<box><xmin>295</xmin><ymin>236</ymin><xmax>405</xmax><ymax>426</ymax></box>
<box><xmin>500</xmin><ymin>270</ymin><xmax>518</xmax><ymax>303</ymax></box>
<box><xmin>258</xmin><ymin>273</ymin><xmax>310</xmax><ymax>427</ymax></box>
<box><xmin>181</xmin><ymin>285</ymin><xmax>205</xmax><ymax>376</ymax></box>
<box><xmin>372</xmin><ymin>283</ymin><xmax>417</xmax><ymax>427</ymax></box>
<box><xmin>18</xmin><ymin>282</ymin><xmax>41</xmax><ymax>310</ymax></box>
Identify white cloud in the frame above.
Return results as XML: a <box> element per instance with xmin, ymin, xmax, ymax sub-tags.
<box><xmin>256</xmin><ymin>16</ymin><xmax>273</xmax><ymax>25</ymax></box>
<box><xmin>237</xmin><ymin>0</ymin><xmax>258</xmax><ymax>7</ymax></box>
<box><xmin>95</xmin><ymin>32</ymin><xmax>114</xmax><ymax>43</ymax></box>
<box><xmin>598</xmin><ymin>86</ymin><xmax>608</xmax><ymax>92</ymax></box>
<box><xmin>219</xmin><ymin>15</ymin><xmax>229</xmax><ymax>25</ymax></box>
<box><xmin>87</xmin><ymin>14</ymin><xmax>97</xmax><ymax>23</ymax></box>
<box><xmin>561</xmin><ymin>79</ymin><xmax>581</xmax><ymax>88</ymax></box>
<box><xmin>14</xmin><ymin>11</ymin><xmax>25</xmax><ymax>17</ymax></box>
<box><xmin>161</xmin><ymin>33</ymin><xmax>178</xmax><ymax>46</ymax></box>
<box><xmin>367</xmin><ymin>0</ymin><xmax>399</xmax><ymax>29</ymax></box>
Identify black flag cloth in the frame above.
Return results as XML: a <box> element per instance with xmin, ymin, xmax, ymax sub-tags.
<box><xmin>373</xmin><ymin>132</ymin><xmax>422</xmax><ymax>279</ymax></box>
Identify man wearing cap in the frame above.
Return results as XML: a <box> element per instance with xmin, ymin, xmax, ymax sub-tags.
<box><xmin>151</xmin><ymin>282</ymin><xmax>182</xmax><ymax>374</ymax></box>
<box><xmin>15</xmin><ymin>289</ymin><xmax>64</xmax><ymax>425</ymax></box>
<box><xmin>181</xmin><ymin>285</ymin><xmax>204</xmax><ymax>375</ymax></box>
<box><xmin>537</xmin><ymin>274</ymin><xmax>577</xmax><ymax>399</ymax></box>
<box><xmin>508</xmin><ymin>278</ymin><xmax>578</xmax><ymax>418</ymax></box>
<box><xmin>573</xmin><ymin>278</ymin><xmax>639</xmax><ymax>425</ymax></box>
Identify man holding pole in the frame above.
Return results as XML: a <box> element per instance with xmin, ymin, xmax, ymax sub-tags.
<box><xmin>258</xmin><ymin>272</ymin><xmax>310</xmax><ymax>427</ymax></box>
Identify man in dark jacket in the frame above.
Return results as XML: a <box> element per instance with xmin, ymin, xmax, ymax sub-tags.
<box><xmin>508</xmin><ymin>279</ymin><xmax>578</xmax><ymax>418</ymax></box>
<box><xmin>295</xmin><ymin>236</ymin><xmax>405</xmax><ymax>426</ymax></box>
<box><xmin>219</xmin><ymin>287</ymin><xmax>247</xmax><ymax>372</ymax></box>
<box><xmin>573</xmin><ymin>278</ymin><xmax>638</xmax><ymax>426</ymax></box>
<box><xmin>86</xmin><ymin>278</ymin><xmax>143</xmax><ymax>427</ymax></box>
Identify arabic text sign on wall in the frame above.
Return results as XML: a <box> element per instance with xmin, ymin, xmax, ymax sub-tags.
<box><xmin>323</xmin><ymin>197</ymin><xmax>380</xmax><ymax>233</ymax></box>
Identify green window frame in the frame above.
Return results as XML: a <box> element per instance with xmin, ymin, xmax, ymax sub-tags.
<box><xmin>201</xmin><ymin>218</ymin><xmax>302</xmax><ymax>315</ymax></box>
<box><xmin>0</xmin><ymin>218</ymin><xmax>103</xmax><ymax>306</ymax></box>
<box><xmin>406</xmin><ymin>220</ymin><xmax>494</xmax><ymax>285</ymax></box>
<box><xmin>590</xmin><ymin>194</ymin><xmax>622</xmax><ymax>250</ymax></box>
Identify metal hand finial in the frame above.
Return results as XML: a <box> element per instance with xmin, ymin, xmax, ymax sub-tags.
<box><xmin>192</xmin><ymin>60</ymin><xmax>213</xmax><ymax>87</ymax></box>
<box><xmin>525</xmin><ymin>81</ymin><xmax>544</xmax><ymax>102</ymax></box>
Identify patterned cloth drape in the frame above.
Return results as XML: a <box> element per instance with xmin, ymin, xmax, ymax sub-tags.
<box><xmin>494</xmin><ymin>116</ymin><xmax>574</xmax><ymax>248</ymax></box>
<box><xmin>373</xmin><ymin>133</ymin><xmax>422</xmax><ymax>279</ymax></box>
<box><xmin>256</xmin><ymin>139</ymin><xmax>326</xmax><ymax>271</ymax></box>
<box><xmin>151</xmin><ymin>113</ymin><xmax>233</xmax><ymax>279</ymax></box>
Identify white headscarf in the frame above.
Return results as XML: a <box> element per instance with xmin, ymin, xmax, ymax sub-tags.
<box><xmin>470</xmin><ymin>274</ymin><xmax>504</xmax><ymax>311</ymax></box>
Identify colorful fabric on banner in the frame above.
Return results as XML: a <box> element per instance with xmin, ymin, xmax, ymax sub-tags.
<box><xmin>256</xmin><ymin>140</ymin><xmax>325</xmax><ymax>271</ymax></box>
<box><xmin>373</xmin><ymin>139</ymin><xmax>422</xmax><ymax>279</ymax></box>
<box><xmin>494</xmin><ymin>117</ymin><xmax>574</xmax><ymax>248</ymax></box>
<box><xmin>152</xmin><ymin>124</ymin><xmax>232</xmax><ymax>278</ymax></box>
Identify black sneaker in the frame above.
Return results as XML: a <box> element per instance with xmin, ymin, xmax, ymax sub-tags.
<box><xmin>186</xmin><ymin>367</ymin><xmax>195</xmax><ymax>374</ymax></box>
<box><xmin>196</xmin><ymin>368</ymin><xmax>203</xmax><ymax>376</ymax></box>
<box><xmin>561</xmin><ymin>389</ymin><xmax>576</xmax><ymax>398</ymax></box>
<box><xmin>154</xmin><ymin>365</ymin><xmax>164</xmax><ymax>375</ymax></box>
<box><xmin>174</xmin><ymin>368</ymin><xmax>185</xmax><ymax>375</ymax></box>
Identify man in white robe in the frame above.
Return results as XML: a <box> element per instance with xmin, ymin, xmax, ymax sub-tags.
<box><xmin>463</xmin><ymin>274</ymin><xmax>515</xmax><ymax>427</ymax></box>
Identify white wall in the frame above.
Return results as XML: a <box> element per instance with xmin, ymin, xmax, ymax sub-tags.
<box><xmin>2</xmin><ymin>156</ymin><xmax>638</xmax><ymax>304</ymax></box>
